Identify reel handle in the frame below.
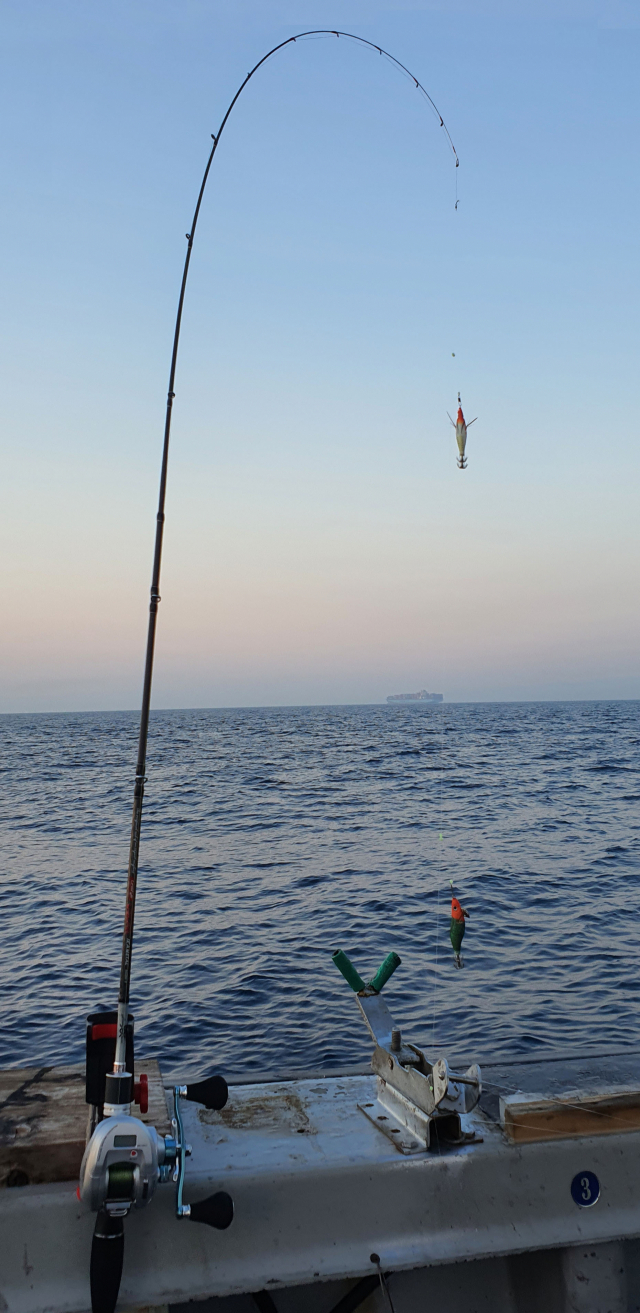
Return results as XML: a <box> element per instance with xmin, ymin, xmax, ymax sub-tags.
<box><xmin>90</xmin><ymin>1211</ymin><xmax>124</xmax><ymax>1313</ymax></box>
<box><xmin>181</xmin><ymin>1074</ymin><xmax>229</xmax><ymax>1111</ymax></box>
<box><xmin>171</xmin><ymin>1082</ymin><xmax>232</xmax><ymax>1226</ymax></box>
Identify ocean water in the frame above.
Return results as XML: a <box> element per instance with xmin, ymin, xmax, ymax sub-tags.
<box><xmin>0</xmin><ymin>702</ymin><xmax>638</xmax><ymax>1082</ymax></box>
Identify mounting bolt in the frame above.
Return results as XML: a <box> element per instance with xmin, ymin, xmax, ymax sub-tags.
<box><xmin>391</xmin><ymin>1028</ymin><xmax>401</xmax><ymax>1052</ymax></box>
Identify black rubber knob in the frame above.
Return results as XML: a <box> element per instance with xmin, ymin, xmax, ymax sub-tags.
<box><xmin>90</xmin><ymin>1211</ymin><xmax>124</xmax><ymax>1313</ymax></box>
<box><xmin>184</xmin><ymin>1074</ymin><xmax>229</xmax><ymax>1110</ymax></box>
<box><xmin>189</xmin><ymin>1190</ymin><xmax>234</xmax><ymax>1229</ymax></box>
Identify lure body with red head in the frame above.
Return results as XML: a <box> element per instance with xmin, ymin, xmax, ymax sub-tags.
<box><xmin>447</xmin><ymin>392</ymin><xmax>477</xmax><ymax>469</ymax></box>
<box><xmin>450</xmin><ymin>894</ymin><xmax>469</xmax><ymax>966</ymax></box>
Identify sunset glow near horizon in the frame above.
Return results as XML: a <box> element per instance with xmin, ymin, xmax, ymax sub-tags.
<box><xmin>1</xmin><ymin>0</ymin><xmax>639</xmax><ymax>712</ymax></box>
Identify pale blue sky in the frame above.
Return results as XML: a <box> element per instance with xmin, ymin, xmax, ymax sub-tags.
<box><xmin>1</xmin><ymin>0</ymin><xmax>638</xmax><ymax>710</ymax></box>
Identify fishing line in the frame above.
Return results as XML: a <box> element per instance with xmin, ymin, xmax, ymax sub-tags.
<box><xmin>292</xmin><ymin>31</ymin><xmax>460</xmax><ymax>167</ymax></box>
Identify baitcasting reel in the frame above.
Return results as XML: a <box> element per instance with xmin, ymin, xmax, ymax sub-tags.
<box><xmin>80</xmin><ymin>1013</ymin><xmax>233</xmax><ymax>1313</ymax></box>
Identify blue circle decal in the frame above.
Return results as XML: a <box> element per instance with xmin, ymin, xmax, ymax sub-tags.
<box><xmin>571</xmin><ymin>1171</ymin><xmax>600</xmax><ymax>1208</ymax></box>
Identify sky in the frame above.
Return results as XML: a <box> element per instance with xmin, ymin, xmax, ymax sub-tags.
<box><xmin>1</xmin><ymin>0</ymin><xmax>639</xmax><ymax>711</ymax></box>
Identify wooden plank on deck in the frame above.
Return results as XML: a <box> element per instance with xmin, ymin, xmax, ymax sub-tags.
<box><xmin>500</xmin><ymin>1086</ymin><xmax>640</xmax><ymax>1144</ymax></box>
<box><xmin>0</xmin><ymin>1060</ymin><xmax>169</xmax><ymax>1187</ymax></box>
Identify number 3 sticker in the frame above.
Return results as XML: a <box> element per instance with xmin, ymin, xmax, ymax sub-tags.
<box><xmin>571</xmin><ymin>1171</ymin><xmax>600</xmax><ymax>1207</ymax></box>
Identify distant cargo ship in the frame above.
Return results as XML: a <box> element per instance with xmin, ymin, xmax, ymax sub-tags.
<box><xmin>386</xmin><ymin>689</ymin><xmax>443</xmax><ymax>704</ymax></box>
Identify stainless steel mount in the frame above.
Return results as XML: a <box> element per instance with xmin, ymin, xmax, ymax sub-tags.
<box><xmin>355</xmin><ymin>991</ymin><xmax>482</xmax><ymax>1155</ymax></box>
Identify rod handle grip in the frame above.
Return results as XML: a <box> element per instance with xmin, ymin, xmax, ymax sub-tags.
<box><xmin>90</xmin><ymin>1211</ymin><xmax>124</xmax><ymax>1313</ymax></box>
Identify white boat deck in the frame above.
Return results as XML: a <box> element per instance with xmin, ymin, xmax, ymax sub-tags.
<box><xmin>2</xmin><ymin>1052</ymin><xmax>640</xmax><ymax>1312</ymax></box>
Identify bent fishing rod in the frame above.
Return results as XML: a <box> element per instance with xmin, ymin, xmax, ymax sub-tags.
<box><xmin>79</xmin><ymin>31</ymin><xmax>459</xmax><ymax>1313</ymax></box>
<box><xmin>112</xmin><ymin>29</ymin><xmax>459</xmax><ymax>1078</ymax></box>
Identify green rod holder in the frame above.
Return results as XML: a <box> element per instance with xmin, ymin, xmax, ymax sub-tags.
<box><xmin>332</xmin><ymin>949</ymin><xmax>366</xmax><ymax>993</ymax></box>
<box><xmin>367</xmin><ymin>951</ymin><xmax>401</xmax><ymax>994</ymax></box>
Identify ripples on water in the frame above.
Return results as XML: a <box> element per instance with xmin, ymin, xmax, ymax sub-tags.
<box><xmin>0</xmin><ymin>702</ymin><xmax>638</xmax><ymax>1078</ymax></box>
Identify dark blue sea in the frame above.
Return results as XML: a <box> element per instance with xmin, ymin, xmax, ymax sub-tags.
<box><xmin>1</xmin><ymin>702</ymin><xmax>638</xmax><ymax>1081</ymax></box>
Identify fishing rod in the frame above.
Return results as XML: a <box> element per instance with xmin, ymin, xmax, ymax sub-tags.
<box><xmin>114</xmin><ymin>28</ymin><xmax>457</xmax><ymax>1074</ymax></box>
<box><xmin>79</xmin><ymin>31</ymin><xmax>459</xmax><ymax>1313</ymax></box>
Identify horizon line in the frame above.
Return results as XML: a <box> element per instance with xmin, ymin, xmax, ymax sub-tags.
<box><xmin>1</xmin><ymin>697</ymin><xmax>638</xmax><ymax>717</ymax></box>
